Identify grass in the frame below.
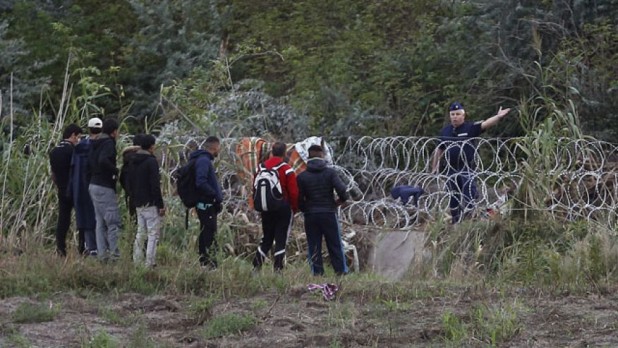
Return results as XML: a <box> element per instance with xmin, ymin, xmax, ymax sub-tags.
<box><xmin>127</xmin><ymin>324</ymin><xmax>168</xmax><ymax>348</ymax></box>
<box><xmin>202</xmin><ymin>312</ymin><xmax>257</xmax><ymax>338</ymax></box>
<box><xmin>84</xmin><ymin>330</ymin><xmax>119</xmax><ymax>348</ymax></box>
<box><xmin>1</xmin><ymin>216</ymin><xmax>616</xmax><ymax>303</ymax></box>
<box><xmin>188</xmin><ymin>295</ymin><xmax>218</xmax><ymax>325</ymax></box>
<box><xmin>327</xmin><ymin>302</ymin><xmax>357</xmax><ymax>329</ymax></box>
<box><xmin>0</xmin><ymin>323</ymin><xmax>31</xmax><ymax>348</ymax></box>
<box><xmin>441</xmin><ymin>311</ymin><xmax>467</xmax><ymax>343</ymax></box>
<box><xmin>441</xmin><ymin>301</ymin><xmax>522</xmax><ymax>346</ymax></box>
<box><xmin>99</xmin><ymin>307</ymin><xmax>134</xmax><ymax>326</ymax></box>
<box><xmin>6</xmin><ymin>333</ymin><xmax>31</xmax><ymax>348</ymax></box>
<box><xmin>11</xmin><ymin>302</ymin><xmax>59</xmax><ymax>324</ymax></box>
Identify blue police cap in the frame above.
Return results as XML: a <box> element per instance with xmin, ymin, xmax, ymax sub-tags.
<box><xmin>449</xmin><ymin>101</ymin><xmax>464</xmax><ymax>111</ymax></box>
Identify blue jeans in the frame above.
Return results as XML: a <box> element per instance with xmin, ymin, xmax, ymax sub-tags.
<box><xmin>446</xmin><ymin>172</ymin><xmax>478</xmax><ymax>223</ymax></box>
<box><xmin>304</xmin><ymin>212</ymin><xmax>348</xmax><ymax>276</ymax></box>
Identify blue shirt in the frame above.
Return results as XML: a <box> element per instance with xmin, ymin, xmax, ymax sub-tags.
<box><xmin>438</xmin><ymin>121</ymin><xmax>484</xmax><ymax>173</ymax></box>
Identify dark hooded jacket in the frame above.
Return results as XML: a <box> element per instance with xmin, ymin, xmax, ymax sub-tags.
<box><xmin>88</xmin><ymin>133</ymin><xmax>118</xmax><ymax>190</ymax></box>
<box><xmin>297</xmin><ymin>158</ymin><xmax>348</xmax><ymax>213</ymax></box>
<box><xmin>126</xmin><ymin>149</ymin><xmax>164</xmax><ymax>209</ymax></box>
<box><xmin>190</xmin><ymin>149</ymin><xmax>223</xmax><ymax>204</ymax></box>
<box><xmin>119</xmin><ymin>145</ymin><xmax>141</xmax><ymax>214</ymax></box>
<box><xmin>69</xmin><ymin>137</ymin><xmax>96</xmax><ymax>230</ymax></box>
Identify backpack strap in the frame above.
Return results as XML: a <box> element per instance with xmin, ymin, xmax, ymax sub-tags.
<box><xmin>272</xmin><ymin>162</ymin><xmax>287</xmax><ymax>171</ymax></box>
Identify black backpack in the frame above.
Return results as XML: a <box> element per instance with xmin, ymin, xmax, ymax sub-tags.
<box><xmin>253</xmin><ymin>162</ymin><xmax>287</xmax><ymax>212</ymax></box>
<box><xmin>175</xmin><ymin>158</ymin><xmax>199</xmax><ymax>209</ymax></box>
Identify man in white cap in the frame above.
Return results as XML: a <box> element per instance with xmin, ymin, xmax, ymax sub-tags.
<box><xmin>68</xmin><ymin>117</ymin><xmax>102</xmax><ymax>255</ymax></box>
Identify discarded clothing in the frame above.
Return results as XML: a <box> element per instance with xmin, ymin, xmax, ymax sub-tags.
<box><xmin>307</xmin><ymin>283</ymin><xmax>339</xmax><ymax>301</ymax></box>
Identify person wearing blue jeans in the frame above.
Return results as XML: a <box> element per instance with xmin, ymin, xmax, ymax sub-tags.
<box><xmin>88</xmin><ymin>118</ymin><xmax>121</xmax><ymax>260</ymax></box>
<box><xmin>431</xmin><ymin>101</ymin><xmax>511</xmax><ymax>223</ymax></box>
<box><xmin>297</xmin><ymin>145</ymin><xmax>349</xmax><ymax>276</ymax></box>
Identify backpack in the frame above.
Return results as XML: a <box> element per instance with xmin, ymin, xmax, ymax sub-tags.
<box><xmin>253</xmin><ymin>162</ymin><xmax>287</xmax><ymax>212</ymax></box>
<box><xmin>175</xmin><ymin>158</ymin><xmax>199</xmax><ymax>209</ymax></box>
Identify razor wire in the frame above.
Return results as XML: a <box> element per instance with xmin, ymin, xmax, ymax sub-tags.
<box><xmin>157</xmin><ymin>136</ymin><xmax>618</xmax><ymax>229</ymax></box>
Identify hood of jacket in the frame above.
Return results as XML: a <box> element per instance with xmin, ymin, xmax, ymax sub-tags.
<box><xmin>90</xmin><ymin>133</ymin><xmax>114</xmax><ymax>150</ymax></box>
<box><xmin>306</xmin><ymin>158</ymin><xmax>327</xmax><ymax>172</ymax></box>
<box><xmin>74</xmin><ymin>137</ymin><xmax>91</xmax><ymax>155</ymax></box>
<box><xmin>189</xmin><ymin>149</ymin><xmax>213</xmax><ymax>161</ymax></box>
<box><xmin>131</xmin><ymin>150</ymin><xmax>153</xmax><ymax>166</ymax></box>
<box><xmin>122</xmin><ymin>145</ymin><xmax>141</xmax><ymax>161</ymax></box>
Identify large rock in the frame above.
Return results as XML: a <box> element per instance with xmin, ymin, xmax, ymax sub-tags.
<box><xmin>369</xmin><ymin>229</ymin><xmax>426</xmax><ymax>281</ymax></box>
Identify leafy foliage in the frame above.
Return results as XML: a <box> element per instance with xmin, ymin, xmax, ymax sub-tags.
<box><xmin>0</xmin><ymin>0</ymin><xmax>615</xmax><ymax>139</ymax></box>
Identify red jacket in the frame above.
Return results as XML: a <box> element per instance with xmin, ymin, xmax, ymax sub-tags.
<box><xmin>261</xmin><ymin>156</ymin><xmax>299</xmax><ymax>212</ymax></box>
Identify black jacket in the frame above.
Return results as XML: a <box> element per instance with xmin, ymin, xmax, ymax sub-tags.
<box><xmin>49</xmin><ymin>140</ymin><xmax>74</xmax><ymax>196</ymax></box>
<box><xmin>88</xmin><ymin>134</ymin><xmax>118</xmax><ymax>190</ymax></box>
<box><xmin>120</xmin><ymin>145</ymin><xmax>141</xmax><ymax>195</ymax></box>
<box><xmin>297</xmin><ymin>158</ymin><xmax>348</xmax><ymax>213</ymax></box>
<box><xmin>127</xmin><ymin>150</ymin><xmax>164</xmax><ymax>209</ymax></box>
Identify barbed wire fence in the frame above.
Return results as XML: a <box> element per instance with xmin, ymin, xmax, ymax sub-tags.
<box><xmin>157</xmin><ymin>135</ymin><xmax>618</xmax><ymax>230</ymax></box>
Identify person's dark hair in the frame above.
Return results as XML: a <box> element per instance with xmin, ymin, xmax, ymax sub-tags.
<box><xmin>140</xmin><ymin>134</ymin><xmax>156</xmax><ymax>150</ymax></box>
<box><xmin>204</xmin><ymin>136</ymin><xmax>220</xmax><ymax>150</ymax></box>
<box><xmin>308</xmin><ymin>144</ymin><xmax>324</xmax><ymax>159</ymax></box>
<box><xmin>63</xmin><ymin>124</ymin><xmax>82</xmax><ymax>139</ymax></box>
<box><xmin>132</xmin><ymin>134</ymin><xmax>144</xmax><ymax>146</ymax></box>
<box><xmin>102</xmin><ymin>118</ymin><xmax>119</xmax><ymax>135</ymax></box>
<box><xmin>271</xmin><ymin>141</ymin><xmax>286</xmax><ymax>157</ymax></box>
<box><xmin>89</xmin><ymin>127</ymin><xmax>102</xmax><ymax>135</ymax></box>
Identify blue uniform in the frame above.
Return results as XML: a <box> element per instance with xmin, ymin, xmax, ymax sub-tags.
<box><xmin>438</xmin><ymin>121</ymin><xmax>484</xmax><ymax>223</ymax></box>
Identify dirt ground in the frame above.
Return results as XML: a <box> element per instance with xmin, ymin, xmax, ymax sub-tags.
<box><xmin>1</xmin><ymin>283</ymin><xmax>618</xmax><ymax>348</ymax></box>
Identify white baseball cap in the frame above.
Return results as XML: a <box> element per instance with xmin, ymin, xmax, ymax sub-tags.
<box><xmin>87</xmin><ymin>117</ymin><xmax>103</xmax><ymax>128</ymax></box>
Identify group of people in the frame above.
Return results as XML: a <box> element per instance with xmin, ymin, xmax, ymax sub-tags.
<box><xmin>251</xmin><ymin>142</ymin><xmax>350</xmax><ymax>276</ymax></box>
<box><xmin>49</xmin><ymin>123</ymin><xmax>348</xmax><ymax>275</ymax></box>
<box><xmin>50</xmin><ymin>118</ymin><xmax>165</xmax><ymax>267</ymax></box>
<box><xmin>49</xmin><ymin>100</ymin><xmax>511</xmax><ymax>272</ymax></box>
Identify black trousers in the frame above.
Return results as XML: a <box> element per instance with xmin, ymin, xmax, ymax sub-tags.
<box><xmin>304</xmin><ymin>212</ymin><xmax>348</xmax><ymax>276</ymax></box>
<box><xmin>56</xmin><ymin>192</ymin><xmax>73</xmax><ymax>256</ymax></box>
<box><xmin>197</xmin><ymin>205</ymin><xmax>218</xmax><ymax>267</ymax></box>
<box><xmin>253</xmin><ymin>207</ymin><xmax>292</xmax><ymax>270</ymax></box>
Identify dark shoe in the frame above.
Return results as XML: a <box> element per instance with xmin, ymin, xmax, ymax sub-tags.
<box><xmin>251</xmin><ymin>268</ymin><xmax>261</xmax><ymax>277</ymax></box>
<box><xmin>201</xmin><ymin>262</ymin><xmax>217</xmax><ymax>272</ymax></box>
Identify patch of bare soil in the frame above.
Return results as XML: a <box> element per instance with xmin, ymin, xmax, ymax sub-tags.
<box><xmin>1</xmin><ymin>286</ymin><xmax>618</xmax><ymax>347</ymax></box>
